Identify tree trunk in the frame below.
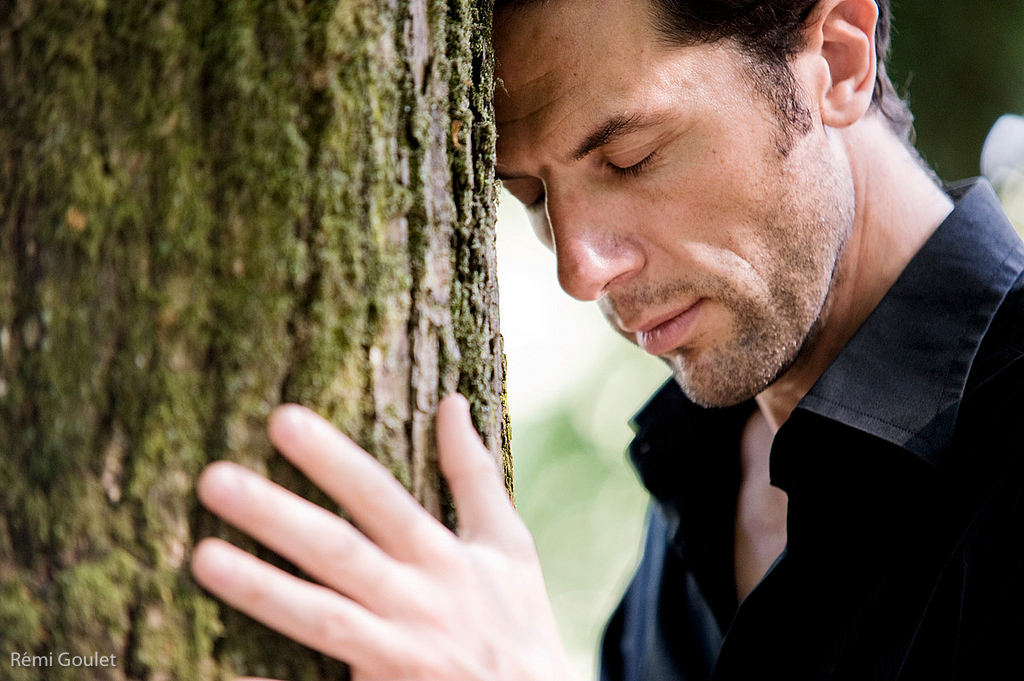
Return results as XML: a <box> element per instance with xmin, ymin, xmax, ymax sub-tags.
<box><xmin>0</xmin><ymin>1</ymin><xmax>507</xmax><ymax>679</ymax></box>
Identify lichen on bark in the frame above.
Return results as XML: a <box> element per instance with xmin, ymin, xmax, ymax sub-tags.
<box><xmin>0</xmin><ymin>0</ymin><xmax>505</xmax><ymax>678</ymax></box>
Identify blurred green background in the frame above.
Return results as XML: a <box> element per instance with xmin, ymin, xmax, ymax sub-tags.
<box><xmin>497</xmin><ymin>4</ymin><xmax>1024</xmax><ymax>680</ymax></box>
<box><xmin>888</xmin><ymin>1</ymin><xmax>1024</xmax><ymax>180</ymax></box>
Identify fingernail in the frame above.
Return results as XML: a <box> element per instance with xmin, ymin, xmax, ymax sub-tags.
<box><xmin>447</xmin><ymin>392</ymin><xmax>470</xmax><ymax>413</ymax></box>
<box><xmin>275</xmin><ymin>404</ymin><xmax>311</xmax><ymax>433</ymax></box>
<box><xmin>193</xmin><ymin>541</ymin><xmax>235</xmax><ymax>587</ymax></box>
<box><xmin>198</xmin><ymin>463</ymin><xmax>243</xmax><ymax>510</ymax></box>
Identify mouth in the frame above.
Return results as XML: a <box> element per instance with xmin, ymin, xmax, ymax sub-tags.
<box><xmin>631</xmin><ymin>300</ymin><xmax>704</xmax><ymax>356</ymax></box>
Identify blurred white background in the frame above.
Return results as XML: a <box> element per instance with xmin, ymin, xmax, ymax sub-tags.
<box><xmin>495</xmin><ymin>189</ymin><xmax>668</xmax><ymax>680</ymax></box>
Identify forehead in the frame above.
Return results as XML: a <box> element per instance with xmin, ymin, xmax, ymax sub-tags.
<box><xmin>493</xmin><ymin>0</ymin><xmax>661</xmax><ymax>127</ymax></box>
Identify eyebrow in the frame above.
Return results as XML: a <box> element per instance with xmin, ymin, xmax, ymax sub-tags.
<box><xmin>570</xmin><ymin>112</ymin><xmax>657</xmax><ymax>162</ymax></box>
<box><xmin>495</xmin><ymin>111</ymin><xmax>667</xmax><ymax>182</ymax></box>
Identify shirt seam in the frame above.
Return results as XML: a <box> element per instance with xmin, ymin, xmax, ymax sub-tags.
<box><xmin>804</xmin><ymin>246</ymin><xmax>1024</xmax><ymax>449</ymax></box>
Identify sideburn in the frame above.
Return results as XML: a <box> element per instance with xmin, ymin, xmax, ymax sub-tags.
<box><xmin>740</xmin><ymin>52</ymin><xmax>815</xmax><ymax>158</ymax></box>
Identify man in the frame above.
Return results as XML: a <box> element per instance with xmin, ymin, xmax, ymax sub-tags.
<box><xmin>191</xmin><ymin>0</ymin><xmax>1024</xmax><ymax>679</ymax></box>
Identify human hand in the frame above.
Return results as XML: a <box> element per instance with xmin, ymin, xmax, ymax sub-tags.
<box><xmin>190</xmin><ymin>394</ymin><xmax>575</xmax><ymax>681</ymax></box>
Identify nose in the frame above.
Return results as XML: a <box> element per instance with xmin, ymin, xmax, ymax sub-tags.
<box><xmin>545</xmin><ymin>190</ymin><xmax>645</xmax><ymax>302</ymax></box>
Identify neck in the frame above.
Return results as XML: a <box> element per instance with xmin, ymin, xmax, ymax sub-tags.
<box><xmin>756</xmin><ymin>115</ymin><xmax>955</xmax><ymax>433</ymax></box>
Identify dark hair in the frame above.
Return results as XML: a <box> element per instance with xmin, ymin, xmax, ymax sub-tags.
<box><xmin>495</xmin><ymin>0</ymin><xmax>914</xmax><ymax>142</ymax></box>
<box><xmin>647</xmin><ymin>0</ymin><xmax>912</xmax><ymax>141</ymax></box>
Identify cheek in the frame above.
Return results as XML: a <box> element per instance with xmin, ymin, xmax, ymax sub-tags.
<box><xmin>642</xmin><ymin>165</ymin><xmax>781</xmax><ymax>290</ymax></box>
<box><xmin>645</xmin><ymin>135</ymin><xmax>775</xmax><ymax>232</ymax></box>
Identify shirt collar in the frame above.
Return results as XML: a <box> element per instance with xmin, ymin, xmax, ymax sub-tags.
<box><xmin>628</xmin><ymin>380</ymin><xmax>752</xmax><ymax>505</ymax></box>
<box><xmin>797</xmin><ymin>179</ymin><xmax>1024</xmax><ymax>464</ymax></box>
<box><xmin>629</xmin><ymin>179</ymin><xmax>1024</xmax><ymax>499</ymax></box>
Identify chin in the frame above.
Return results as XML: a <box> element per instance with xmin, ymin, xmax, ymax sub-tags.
<box><xmin>665</xmin><ymin>334</ymin><xmax>805</xmax><ymax>408</ymax></box>
<box><xmin>670</xmin><ymin>367</ymin><xmax>770</xmax><ymax>409</ymax></box>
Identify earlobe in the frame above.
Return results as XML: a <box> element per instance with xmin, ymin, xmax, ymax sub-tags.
<box><xmin>811</xmin><ymin>0</ymin><xmax>878</xmax><ymax>128</ymax></box>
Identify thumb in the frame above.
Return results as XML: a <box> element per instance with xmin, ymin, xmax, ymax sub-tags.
<box><xmin>436</xmin><ymin>394</ymin><xmax>522</xmax><ymax>547</ymax></box>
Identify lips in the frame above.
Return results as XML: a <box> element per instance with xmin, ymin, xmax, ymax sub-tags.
<box><xmin>632</xmin><ymin>300</ymin><xmax>704</xmax><ymax>356</ymax></box>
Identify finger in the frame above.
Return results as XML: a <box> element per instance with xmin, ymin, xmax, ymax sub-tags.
<box><xmin>436</xmin><ymin>394</ymin><xmax>522</xmax><ymax>546</ymax></box>
<box><xmin>267</xmin><ymin>405</ymin><xmax>456</xmax><ymax>563</ymax></box>
<box><xmin>197</xmin><ymin>461</ymin><xmax>406</xmax><ymax>612</ymax></box>
<box><xmin>191</xmin><ymin>538</ymin><xmax>395</xmax><ymax>670</ymax></box>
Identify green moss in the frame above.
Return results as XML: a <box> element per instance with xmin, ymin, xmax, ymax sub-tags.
<box><xmin>2</xmin><ymin>0</ymin><xmax>502</xmax><ymax>676</ymax></box>
<box><xmin>132</xmin><ymin>574</ymin><xmax>225</xmax><ymax>681</ymax></box>
<box><xmin>0</xmin><ymin>573</ymin><xmax>48</xmax><ymax>652</ymax></box>
<box><xmin>52</xmin><ymin>550</ymin><xmax>139</xmax><ymax>648</ymax></box>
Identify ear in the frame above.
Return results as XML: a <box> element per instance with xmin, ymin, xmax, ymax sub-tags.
<box><xmin>799</xmin><ymin>0</ymin><xmax>878</xmax><ymax>128</ymax></box>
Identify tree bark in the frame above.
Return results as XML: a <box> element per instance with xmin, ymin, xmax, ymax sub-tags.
<box><xmin>0</xmin><ymin>1</ymin><xmax>507</xmax><ymax>679</ymax></box>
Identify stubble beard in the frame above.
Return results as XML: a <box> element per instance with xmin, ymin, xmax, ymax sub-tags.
<box><xmin>672</xmin><ymin>174</ymin><xmax>854</xmax><ymax>408</ymax></box>
<box><xmin>664</xmin><ymin>246</ymin><xmax>837</xmax><ymax>409</ymax></box>
<box><xmin>650</xmin><ymin>51</ymin><xmax>859</xmax><ymax>408</ymax></box>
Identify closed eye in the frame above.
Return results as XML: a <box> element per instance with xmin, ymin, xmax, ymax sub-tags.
<box><xmin>499</xmin><ymin>176</ymin><xmax>546</xmax><ymax>210</ymax></box>
<box><xmin>609</xmin><ymin>151</ymin><xmax>658</xmax><ymax>179</ymax></box>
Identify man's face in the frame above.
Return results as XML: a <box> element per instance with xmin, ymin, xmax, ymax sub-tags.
<box><xmin>494</xmin><ymin>0</ymin><xmax>855</xmax><ymax>408</ymax></box>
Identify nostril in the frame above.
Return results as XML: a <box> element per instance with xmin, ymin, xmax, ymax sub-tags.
<box><xmin>546</xmin><ymin>192</ymin><xmax>644</xmax><ymax>301</ymax></box>
<box><xmin>555</xmin><ymin>251</ymin><xmax>600</xmax><ymax>302</ymax></box>
<box><xmin>555</xmin><ymin>239</ymin><xmax>642</xmax><ymax>302</ymax></box>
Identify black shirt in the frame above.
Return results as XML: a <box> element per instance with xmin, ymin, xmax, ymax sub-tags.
<box><xmin>599</xmin><ymin>180</ymin><xmax>1024</xmax><ymax>680</ymax></box>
